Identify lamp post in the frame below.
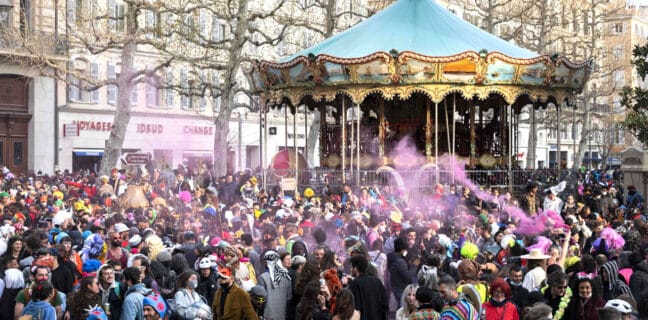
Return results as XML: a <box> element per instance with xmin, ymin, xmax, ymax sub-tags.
<box><xmin>0</xmin><ymin>0</ymin><xmax>13</xmax><ymax>25</ymax></box>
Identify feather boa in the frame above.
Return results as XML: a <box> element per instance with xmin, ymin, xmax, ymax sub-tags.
<box><xmin>600</xmin><ymin>227</ymin><xmax>625</xmax><ymax>251</ymax></box>
<box><xmin>527</xmin><ymin>236</ymin><xmax>552</xmax><ymax>255</ymax></box>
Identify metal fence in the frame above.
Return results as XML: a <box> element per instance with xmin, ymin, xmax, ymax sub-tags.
<box><xmin>263</xmin><ymin>168</ymin><xmax>580</xmax><ymax>197</ymax></box>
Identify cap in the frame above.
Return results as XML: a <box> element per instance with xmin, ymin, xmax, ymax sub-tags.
<box><xmin>250</xmin><ymin>285</ymin><xmax>267</xmax><ymax>297</ymax></box>
<box><xmin>128</xmin><ymin>235</ymin><xmax>142</xmax><ymax>247</ymax></box>
<box><xmin>156</xmin><ymin>249</ymin><xmax>172</xmax><ymax>263</ymax></box>
<box><xmin>114</xmin><ymin>223</ymin><xmax>129</xmax><ymax>234</ymax></box>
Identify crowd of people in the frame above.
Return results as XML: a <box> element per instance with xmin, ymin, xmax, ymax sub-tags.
<box><xmin>0</xmin><ymin>164</ymin><xmax>646</xmax><ymax>320</ymax></box>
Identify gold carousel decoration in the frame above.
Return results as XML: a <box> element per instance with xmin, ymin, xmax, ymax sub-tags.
<box><xmin>245</xmin><ymin>0</ymin><xmax>591</xmax><ymax>182</ymax></box>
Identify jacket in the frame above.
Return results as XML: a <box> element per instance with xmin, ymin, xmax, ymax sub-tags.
<box><xmin>600</xmin><ymin>261</ymin><xmax>633</xmax><ymax>301</ymax></box>
<box><xmin>99</xmin><ymin>281</ymin><xmax>126</xmax><ymax>320</ymax></box>
<box><xmin>483</xmin><ymin>300</ymin><xmax>519</xmax><ymax>320</ymax></box>
<box><xmin>258</xmin><ymin>271</ymin><xmax>292</xmax><ymax>320</ymax></box>
<box><xmin>387</xmin><ymin>251</ymin><xmax>416</xmax><ymax>298</ymax></box>
<box><xmin>120</xmin><ymin>284</ymin><xmax>150</xmax><ymax>320</ymax></box>
<box><xmin>211</xmin><ymin>283</ymin><xmax>259</xmax><ymax>320</ymax></box>
<box><xmin>565</xmin><ymin>296</ymin><xmax>605</xmax><ymax>320</ymax></box>
<box><xmin>174</xmin><ymin>288</ymin><xmax>210</xmax><ymax>319</ymax></box>
<box><xmin>348</xmin><ymin>274</ymin><xmax>388</xmax><ymax>320</ymax></box>
<box><xmin>630</xmin><ymin>260</ymin><xmax>648</xmax><ymax>317</ymax></box>
<box><xmin>22</xmin><ymin>300</ymin><xmax>57</xmax><ymax>320</ymax></box>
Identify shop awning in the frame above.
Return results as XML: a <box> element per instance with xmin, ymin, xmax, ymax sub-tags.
<box><xmin>73</xmin><ymin>149</ymin><xmax>104</xmax><ymax>157</ymax></box>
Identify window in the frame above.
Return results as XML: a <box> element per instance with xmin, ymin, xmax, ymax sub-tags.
<box><xmin>612</xmin><ymin>46</ymin><xmax>623</xmax><ymax>60</ymax></box>
<box><xmin>211</xmin><ymin>17</ymin><xmax>225</xmax><ymax>42</ymax></box>
<box><xmin>74</xmin><ymin>0</ymin><xmax>95</xmax><ymax>26</ymax></box>
<box><xmin>130</xmin><ymin>82</ymin><xmax>138</xmax><ymax>106</ymax></box>
<box><xmin>108</xmin><ymin>0</ymin><xmax>126</xmax><ymax>32</ymax></box>
<box><xmin>613</xmin><ymin>23</ymin><xmax>624</xmax><ymax>34</ymax></box>
<box><xmin>107</xmin><ymin>63</ymin><xmax>117</xmax><ymax>105</ymax></box>
<box><xmin>145</xmin><ymin>10</ymin><xmax>161</xmax><ymax>39</ymax></box>
<box><xmin>199</xmin><ymin>10</ymin><xmax>208</xmax><ymax>44</ymax></box>
<box><xmin>614</xmin><ymin>70</ymin><xmax>625</xmax><ymax>87</ymax></box>
<box><xmin>165</xmin><ymin>70</ymin><xmax>174</xmax><ymax>107</ymax></box>
<box><xmin>180</xmin><ymin>70</ymin><xmax>189</xmax><ymax>108</ymax></box>
<box><xmin>212</xmin><ymin>73</ymin><xmax>221</xmax><ymax>112</ymax></box>
<box><xmin>146</xmin><ymin>76</ymin><xmax>161</xmax><ymax>107</ymax></box>
<box><xmin>68</xmin><ymin>59</ymin><xmax>99</xmax><ymax>104</ymax></box>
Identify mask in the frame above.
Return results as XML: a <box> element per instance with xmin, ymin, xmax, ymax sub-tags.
<box><xmin>510</xmin><ymin>281</ymin><xmax>522</xmax><ymax>287</ymax></box>
<box><xmin>41</xmin><ymin>203</ymin><xmax>47</xmax><ymax>207</ymax></box>
<box><xmin>602</xmin><ymin>192</ymin><xmax>607</xmax><ymax>196</ymax></box>
<box><xmin>189</xmin><ymin>280</ymin><xmax>198</xmax><ymax>289</ymax></box>
<box><xmin>378</xmin><ymin>225</ymin><xmax>386</xmax><ymax>233</ymax></box>
<box><xmin>450</xmin><ymin>191</ymin><xmax>456</xmax><ymax>195</ymax></box>
<box><xmin>402</xmin><ymin>251</ymin><xmax>407</xmax><ymax>257</ymax></box>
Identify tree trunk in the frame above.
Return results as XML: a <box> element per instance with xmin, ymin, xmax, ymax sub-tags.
<box><xmin>99</xmin><ymin>6</ymin><xmax>138</xmax><ymax>175</ymax></box>
<box><xmin>212</xmin><ymin>0</ymin><xmax>248</xmax><ymax>177</ymax></box>
<box><xmin>573</xmin><ymin>95</ymin><xmax>591</xmax><ymax>170</ymax></box>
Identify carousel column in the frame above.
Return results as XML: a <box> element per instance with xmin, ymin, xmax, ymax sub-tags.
<box><xmin>425</xmin><ymin>100</ymin><xmax>432</xmax><ymax>160</ymax></box>
<box><xmin>356</xmin><ymin>104</ymin><xmax>361</xmax><ymax>186</ymax></box>
<box><xmin>262</xmin><ymin>102</ymin><xmax>268</xmax><ymax>192</ymax></box>
<box><xmin>435</xmin><ymin>101</ymin><xmax>439</xmax><ymax>183</ymax></box>
<box><xmin>319</xmin><ymin>104</ymin><xmax>326</xmax><ymax>168</ymax></box>
<box><xmin>342</xmin><ymin>99</ymin><xmax>346</xmax><ymax>183</ymax></box>
<box><xmin>304</xmin><ymin>105</ymin><xmax>308</xmax><ymax>168</ymax></box>
<box><xmin>469</xmin><ymin>100</ymin><xmax>477</xmax><ymax>163</ymax></box>
<box><xmin>378</xmin><ymin>98</ymin><xmax>386</xmax><ymax>165</ymax></box>
<box><xmin>528</xmin><ymin>104</ymin><xmax>536</xmax><ymax>169</ymax></box>
<box><xmin>294</xmin><ymin>107</ymin><xmax>299</xmax><ymax>189</ymax></box>
<box><xmin>556</xmin><ymin>103</ymin><xmax>562</xmax><ymax>169</ymax></box>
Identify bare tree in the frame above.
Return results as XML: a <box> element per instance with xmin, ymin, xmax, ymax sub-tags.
<box><xmin>1</xmin><ymin>0</ymin><xmax>291</xmax><ymax>176</ymax></box>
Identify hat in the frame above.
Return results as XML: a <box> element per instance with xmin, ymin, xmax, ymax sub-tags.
<box><xmin>55</xmin><ymin>232</ymin><xmax>71</xmax><ymax>244</ymax></box>
<box><xmin>198</xmin><ymin>257</ymin><xmax>212</xmax><ymax>269</ymax></box>
<box><xmin>129</xmin><ymin>227</ymin><xmax>140</xmax><ymax>236</ymax></box>
<box><xmin>217</xmin><ymin>266</ymin><xmax>233</xmax><ymax>280</ymax></box>
<box><xmin>390</xmin><ymin>211</ymin><xmax>403</xmax><ymax>224</ymax></box>
<box><xmin>128</xmin><ymin>235</ymin><xmax>142</xmax><ymax>247</ymax></box>
<box><xmin>156</xmin><ymin>249</ymin><xmax>172</xmax><ymax>263</ymax></box>
<box><xmin>250</xmin><ymin>285</ymin><xmax>267</xmax><ymax>297</ymax></box>
<box><xmin>143</xmin><ymin>294</ymin><xmax>167</xmax><ymax>318</ymax></box>
<box><xmin>114</xmin><ymin>223</ymin><xmax>129</xmax><ymax>234</ymax></box>
<box><xmin>291</xmin><ymin>255</ymin><xmax>307</xmax><ymax>266</ymax></box>
<box><xmin>521</xmin><ymin>248</ymin><xmax>551</xmax><ymax>260</ymax></box>
<box><xmin>184</xmin><ymin>231</ymin><xmax>196</xmax><ymax>240</ymax></box>
<box><xmin>86</xmin><ymin>306</ymin><xmax>108</xmax><ymax>320</ymax></box>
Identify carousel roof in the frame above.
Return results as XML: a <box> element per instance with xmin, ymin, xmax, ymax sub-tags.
<box><xmin>282</xmin><ymin>0</ymin><xmax>537</xmax><ymax>62</ymax></box>
<box><xmin>246</xmin><ymin>0</ymin><xmax>592</xmax><ymax>106</ymax></box>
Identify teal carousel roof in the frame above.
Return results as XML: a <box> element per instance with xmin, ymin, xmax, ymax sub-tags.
<box><xmin>246</xmin><ymin>0</ymin><xmax>592</xmax><ymax>106</ymax></box>
<box><xmin>281</xmin><ymin>0</ymin><xmax>538</xmax><ymax>61</ymax></box>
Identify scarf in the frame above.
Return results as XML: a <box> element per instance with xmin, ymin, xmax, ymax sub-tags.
<box><xmin>268</xmin><ymin>260</ymin><xmax>291</xmax><ymax>288</ymax></box>
<box><xmin>489</xmin><ymin>298</ymin><xmax>507</xmax><ymax>308</ymax></box>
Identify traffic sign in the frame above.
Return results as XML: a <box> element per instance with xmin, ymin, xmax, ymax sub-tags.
<box><xmin>121</xmin><ymin>152</ymin><xmax>151</xmax><ymax>165</ymax></box>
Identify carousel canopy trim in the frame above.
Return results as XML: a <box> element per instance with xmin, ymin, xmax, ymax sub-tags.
<box><xmin>280</xmin><ymin>0</ymin><xmax>538</xmax><ymax>61</ymax></box>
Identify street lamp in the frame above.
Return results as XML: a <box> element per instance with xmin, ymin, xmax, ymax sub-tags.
<box><xmin>0</xmin><ymin>0</ymin><xmax>13</xmax><ymax>25</ymax></box>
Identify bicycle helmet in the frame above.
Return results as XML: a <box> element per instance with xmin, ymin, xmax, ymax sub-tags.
<box><xmin>604</xmin><ymin>299</ymin><xmax>634</xmax><ymax>314</ymax></box>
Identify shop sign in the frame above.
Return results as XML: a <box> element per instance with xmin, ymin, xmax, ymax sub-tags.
<box><xmin>281</xmin><ymin>178</ymin><xmax>297</xmax><ymax>191</ymax></box>
<box><xmin>64</xmin><ymin>124</ymin><xmax>80</xmax><ymax>137</ymax></box>
<box><xmin>121</xmin><ymin>152</ymin><xmax>151</xmax><ymax>165</ymax></box>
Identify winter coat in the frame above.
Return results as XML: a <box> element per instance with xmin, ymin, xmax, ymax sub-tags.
<box><xmin>626</xmin><ymin>190</ymin><xmax>645</xmax><ymax>209</ymax></box>
<box><xmin>197</xmin><ymin>271</ymin><xmax>219</xmax><ymax>304</ymax></box>
<box><xmin>22</xmin><ymin>300</ymin><xmax>57</xmax><ymax>320</ymax></box>
<box><xmin>120</xmin><ymin>284</ymin><xmax>150</xmax><ymax>320</ymax></box>
<box><xmin>565</xmin><ymin>296</ymin><xmax>605</xmax><ymax>320</ymax></box>
<box><xmin>630</xmin><ymin>260</ymin><xmax>648</xmax><ymax>317</ymax></box>
<box><xmin>211</xmin><ymin>283</ymin><xmax>259</xmax><ymax>320</ymax></box>
<box><xmin>348</xmin><ymin>274</ymin><xmax>388</xmax><ymax>320</ymax></box>
<box><xmin>387</xmin><ymin>251</ymin><xmax>416</xmax><ymax>301</ymax></box>
<box><xmin>174</xmin><ymin>288</ymin><xmax>210</xmax><ymax>319</ymax></box>
<box><xmin>258</xmin><ymin>271</ymin><xmax>292</xmax><ymax>320</ymax></box>
<box><xmin>483</xmin><ymin>300</ymin><xmax>519</xmax><ymax>320</ymax></box>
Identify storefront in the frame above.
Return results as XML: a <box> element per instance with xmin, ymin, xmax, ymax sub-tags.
<box><xmin>58</xmin><ymin>112</ymin><xmax>217</xmax><ymax>172</ymax></box>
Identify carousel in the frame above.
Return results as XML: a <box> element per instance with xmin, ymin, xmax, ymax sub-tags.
<box><xmin>245</xmin><ymin>0</ymin><xmax>591</xmax><ymax>187</ymax></box>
